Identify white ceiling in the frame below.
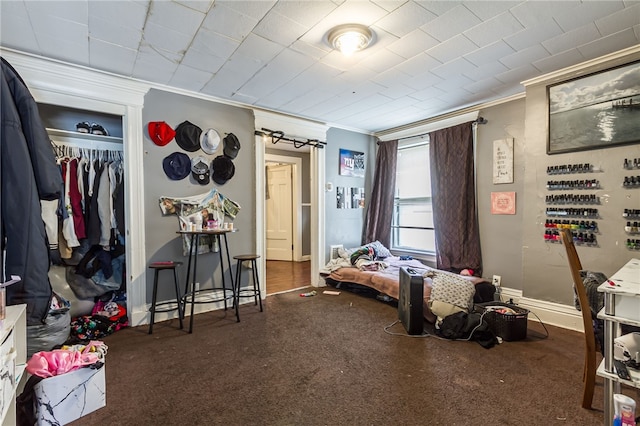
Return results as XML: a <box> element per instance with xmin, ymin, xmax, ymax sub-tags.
<box><xmin>1</xmin><ymin>0</ymin><xmax>639</xmax><ymax>134</ymax></box>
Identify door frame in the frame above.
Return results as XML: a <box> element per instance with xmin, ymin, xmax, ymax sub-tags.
<box><xmin>254</xmin><ymin>110</ymin><xmax>326</xmax><ymax>292</ymax></box>
<box><xmin>265</xmin><ymin>155</ymin><xmax>302</xmax><ymax>261</ymax></box>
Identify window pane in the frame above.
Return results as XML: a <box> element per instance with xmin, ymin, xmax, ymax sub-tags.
<box><xmin>392</xmin><ymin>141</ymin><xmax>435</xmax><ymax>253</ymax></box>
<box><xmin>395</xmin><ymin>202</ymin><xmax>434</xmax><ymax>228</ymax></box>
<box><xmin>394</xmin><ymin>228</ymin><xmax>436</xmax><ymax>252</ymax></box>
<box><xmin>396</xmin><ymin>145</ymin><xmax>431</xmax><ymax>198</ymax></box>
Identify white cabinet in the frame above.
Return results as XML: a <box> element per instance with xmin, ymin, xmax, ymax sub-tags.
<box><xmin>0</xmin><ymin>304</ymin><xmax>27</xmax><ymax>426</ymax></box>
<box><xmin>597</xmin><ymin>258</ymin><xmax>640</xmax><ymax>423</ymax></box>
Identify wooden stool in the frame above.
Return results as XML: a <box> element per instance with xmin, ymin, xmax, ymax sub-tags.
<box><xmin>148</xmin><ymin>261</ymin><xmax>184</xmax><ymax>334</ymax></box>
<box><xmin>233</xmin><ymin>254</ymin><xmax>262</xmax><ymax>321</ymax></box>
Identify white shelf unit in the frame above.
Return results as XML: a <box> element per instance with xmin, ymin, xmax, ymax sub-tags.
<box><xmin>0</xmin><ymin>304</ymin><xmax>27</xmax><ymax>426</ymax></box>
<box><xmin>596</xmin><ymin>258</ymin><xmax>640</xmax><ymax>423</ymax></box>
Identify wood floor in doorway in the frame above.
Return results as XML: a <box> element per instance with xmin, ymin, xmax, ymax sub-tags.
<box><xmin>266</xmin><ymin>260</ymin><xmax>311</xmax><ymax>295</ymax></box>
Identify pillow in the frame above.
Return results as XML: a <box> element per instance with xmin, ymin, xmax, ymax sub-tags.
<box><xmin>428</xmin><ymin>270</ymin><xmax>476</xmax><ymax>315</ymax></box>
<box><xmin>367</xmin><ymin>240</ymin><xmax>392</xmax><ymax>258</ymax></box>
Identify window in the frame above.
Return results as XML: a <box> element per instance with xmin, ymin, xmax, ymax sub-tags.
<box><xmin>391</xmin><ymin>139</ymin><xmax>436</xmax><ymax>254</ymax></box>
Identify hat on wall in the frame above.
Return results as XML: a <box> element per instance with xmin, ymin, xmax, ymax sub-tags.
<box><xmin>211</xmin><ymin>155</ymin><xmax>235</xmax><ymax>185</ymax></box>
<box><xmin>162</xmin><ymin>152</ymin><xmax>191</xmax><ymax>180</ymax></box>
<box><xmin>175</xmin><ymin>121</ymin><xmax>202</xmax><ymax>152</ymax></box>
<box><xmin>200</xmin><ymin>128</ymin><xmax>221</xmax><ymax>155</ymax></box>
<box><xmin>147</xmin><ymin>121</ymin><xmax>175</xmax><ymax>146</ymax></box>
<box><xmin>223</xmin><ymin>133</ymin><xmax>241</xmax><ymax>159</ymax></box>
<box><xmin>191</xmin><ymin>155</ymin><xmax>210</xmax><ymax>185</ymax></box>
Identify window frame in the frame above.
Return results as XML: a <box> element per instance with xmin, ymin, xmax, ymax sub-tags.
<box><xmin>391</xmin><ymin>138</ymin><xmax>436</xmax><ymax>256</ymax></box>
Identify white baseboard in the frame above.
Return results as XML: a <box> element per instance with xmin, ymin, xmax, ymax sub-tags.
<box><xmin>132</xmin><ymin>285</ymin><xmax>586</xmax><ymax>333</ymax></box>
<box><xmin>497</xmin><ymin>287</ymin><xmax>584</xmax><ymax>332</ymax></box>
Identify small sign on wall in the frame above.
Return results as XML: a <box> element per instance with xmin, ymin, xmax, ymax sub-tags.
<box><xmin>491</xmin><ymin>191</ymin><xmax>516</xmax><ymax>215</ymax></box>
<box><xmin>493</xmin><ymin>138</ymin><xmax>514</xmax><ymax>184</ymax></box>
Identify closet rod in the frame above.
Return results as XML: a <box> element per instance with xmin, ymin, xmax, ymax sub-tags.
<box><xmin>51</xmin><ymin>138</ymin><xmax>124</xmax><ymax>153</ymax></box>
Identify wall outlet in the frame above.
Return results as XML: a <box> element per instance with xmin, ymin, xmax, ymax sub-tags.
<box><xmin>195</xmin><ymin>282</ymin><xmax>200</xmax><ymax>292</ymax></box>
<box><xmin>492</xmin><ymin>275</ymin><xmax>501</xmax><ymax>287</ymax></box>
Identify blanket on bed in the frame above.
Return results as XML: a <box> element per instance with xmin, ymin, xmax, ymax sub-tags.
<box><xmin>321</xmin><ymin>256</ymin><xmax>489</xmax><ymax>324</ymax></box>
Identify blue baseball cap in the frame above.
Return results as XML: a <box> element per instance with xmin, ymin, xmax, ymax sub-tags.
<box><xmin>162</xmin><ymin>152</ymin><xmax>190</xmax><ymax>180</ymax></box>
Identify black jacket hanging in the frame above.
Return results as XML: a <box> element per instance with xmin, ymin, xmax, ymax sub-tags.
<box><xmin>1</xmin><ymin>57</ymin><xmax>63</xmax><ymax>325</ymax></box>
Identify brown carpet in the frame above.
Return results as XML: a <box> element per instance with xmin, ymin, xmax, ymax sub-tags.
<box><xmin>71</xmin><ymin>288</ymin><xmax>638</xmax><ymax>426</ymax></box>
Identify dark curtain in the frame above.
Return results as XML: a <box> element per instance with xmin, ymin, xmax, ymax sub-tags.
<box><xmin>429</xmin><ymin>122</ymin><xmax>482</xmax><ymax>276</ymax></box>
<box><xmin>362</xmin><ymin>140</ymin><xmax>398</xmax><ymax>247</ymax></box>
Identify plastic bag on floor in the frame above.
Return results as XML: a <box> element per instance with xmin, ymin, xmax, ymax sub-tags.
<box><xmin>26</xmin><ymin>293</ymin><xmax>71</xmax><ymax>358</ymax></box>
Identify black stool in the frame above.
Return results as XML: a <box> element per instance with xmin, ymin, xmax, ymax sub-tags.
<box><xmin>233</xmin><ymin>254</ymin><xmax>262</xmax><ymax>321</ymax></box>
<box><xmin>148</xmin><ymin>261</ymin><xmax>184</xmax><ymax>334</ymax></box>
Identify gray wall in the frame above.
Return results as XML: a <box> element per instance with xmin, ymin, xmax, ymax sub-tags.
<box><xmin>324</xmin><ymin>128</ymin><xmax>376</xmax><ymax>261</ymax></box>
<box><xmin>521</xmin><ymin>60</ymin><xmax>640</xmax><ymax>305</ymax></box>
<box><xmin>265</xmin><ymin>147</ymin><xmax>311</xmax><ymax>256</ymax></box>
<box><xmin>473</xmin><ymin>54</ymin><xmax>639</xmax><ymax>306</ymax></box>
<box><xmin>476</xmin><ymin>99</ymin><xmax>526</xmax><ymax>289</ymax></box>
<box><xmin>142</xmin><ymin>88</ymin><xmax>255</xmax><ymax>304</ymax></box>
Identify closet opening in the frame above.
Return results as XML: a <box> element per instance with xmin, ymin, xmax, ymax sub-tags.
<box><xmin>38</xmin><ymin>103</ymin><xmax>129</xmax><ymax>351</ymax></box>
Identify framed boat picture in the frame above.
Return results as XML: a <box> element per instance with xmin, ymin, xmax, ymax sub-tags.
<box><xmin>547</xmin><ymin>60</ymin><xmax>640</xmax><ymax>154</ymax></box>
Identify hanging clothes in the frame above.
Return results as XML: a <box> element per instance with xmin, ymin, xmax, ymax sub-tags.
<box><xmin>68</xmin><ymin>158</ymin><xmax>86</xmax><ymax>240</ymax></box>
<box><xmin>61</xmin><ymin>159</ymin><xmax>80</xmax><ymax>248</ymax></box>
<box><xmin>86</xmin><ymin>160</ymin><xmax>104</xmax><ymax>246</ymax></box>
<box><xmin>1</xmin><ymin>57</ymin><xmax>63</xmax><ymax>325</ymax></box>
<box><xmin>49</xmin><ymin>146</ymin><xmax>124</xmax><ymax>256</ymax></box>
<box><xmin>97</xmin><ymin>161</ymin><xmax>111</xmax><ymax>247</ymax></box>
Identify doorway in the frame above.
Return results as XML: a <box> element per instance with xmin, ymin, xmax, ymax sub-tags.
<box><xmin>266</xmin><ymin>163</ymin><xmax>293</xmax><ymax>261</ymax></box>
<box><xmin>265</xmin><ymin>153</ymin><xmax>309</xmax><ymax>294</ymax></box>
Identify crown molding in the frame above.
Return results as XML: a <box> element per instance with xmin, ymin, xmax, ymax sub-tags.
<box><xmin>1</xmin><ymin>48</ymin><xmax>148</xmax><ymax>108</ymax></box>
<box><xmin>521</xmin><ymin>44</ymin><xmax>640</xmax><ymax>87</ymax></box>
<box><xmin>376</xmin><ymin>93</ymin><xmax>524</xmax><ymax>140</ymax></box>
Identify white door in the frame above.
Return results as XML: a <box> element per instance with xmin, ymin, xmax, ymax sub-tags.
<box><xmin>266</xmin><ymin>164</ymin><xmax>293</xmax><ymax>260</ymax></box>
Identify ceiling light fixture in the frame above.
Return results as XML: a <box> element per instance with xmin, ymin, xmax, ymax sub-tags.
<box><xmin>327</xmin><ymin>24</ymin><xmax>373</xmax><ymax>56</ymax></box>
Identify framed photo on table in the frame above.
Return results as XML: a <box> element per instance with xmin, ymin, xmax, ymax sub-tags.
<box><xmin>547</xmin><ymin>60</ymin><xmax>640</xmax><ymax>154</ymax></box>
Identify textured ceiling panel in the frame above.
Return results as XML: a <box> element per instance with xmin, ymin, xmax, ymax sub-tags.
<box><xmin>1</xmin><ymin>0</ymin><xmax>638</xmax><ymax>133</ymax></box>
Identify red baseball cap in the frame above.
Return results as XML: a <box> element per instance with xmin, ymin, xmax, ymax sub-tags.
<box><xmin>148</xmin><ymin>121</ymin><xmax>176</xmax><ymax>146</ymax></box>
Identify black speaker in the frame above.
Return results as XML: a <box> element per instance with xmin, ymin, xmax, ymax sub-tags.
<box><xmin>398</xmin><ymin>267</ymin><xmax>424</xmax><ymax>335</ymax></box>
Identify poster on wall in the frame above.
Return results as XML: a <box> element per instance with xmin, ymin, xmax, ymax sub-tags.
<box><xmin>339</xmin><ymin>149</ymin><xmax>365</xmax><ymax>177</ymax></box>
<box><xmin>491</xmin><ymin>191</ymin><xmax>516</xmax><ymax>215</ymax></box>
<box><xmin>352</xmin><ymin>187</ymin><xmax>365</xmax><ymax>209</ymax></box>
<box><xmin>337</xmin><ymin>187</ymin><xmax>365</xmax><ymax>209</ymax></box>
<box><xmin>337</xmin><ymin>187</ymin><xmax>346</xmax><ymax>209</ymax></box>
<box><xmin>492</xmin><ymin>138</ymin><xmax>514</xmax><ymax>184</ymax></box>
